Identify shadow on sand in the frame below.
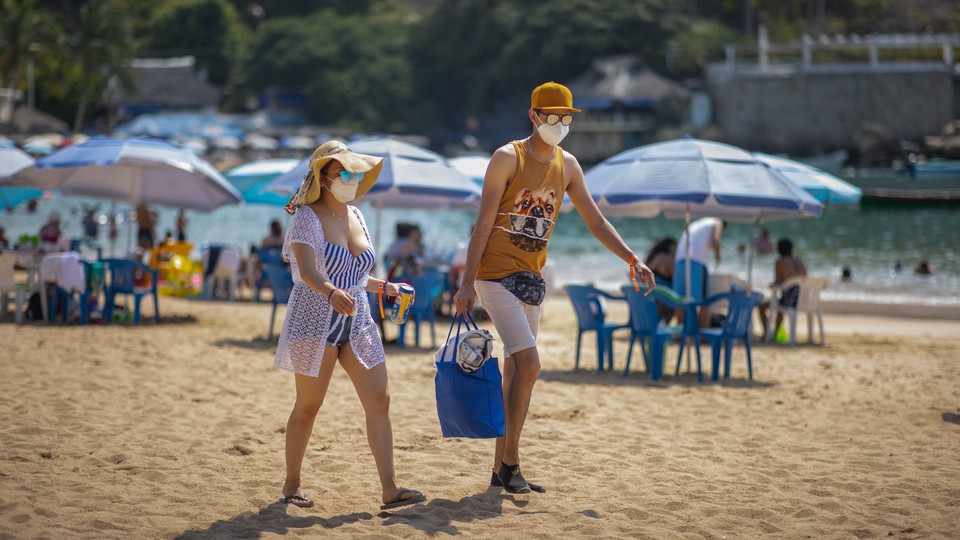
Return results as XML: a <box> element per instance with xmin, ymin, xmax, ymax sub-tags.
<box><xmin>176</xmin><ymin>502</ymin><xmax>375</xmax><ymax>539</ymax></box>
<box><xmin>539</xmin><ymin>365</ymin><xmax>777</xmax><ymax>389</ymax></box>
<box><xmin>6</xmin><ymin>313</ymin><xmax>198</xmax><ymax>327</ymax></box>
<box><xmin>214</xmin><ymin>336</ymin><xmax>277</xmax><ymax>351</ymax></box>
<box><xmin>177</xmin><ymin>488</ymin><xmax>545</xmax><ymax>537</ymax></box>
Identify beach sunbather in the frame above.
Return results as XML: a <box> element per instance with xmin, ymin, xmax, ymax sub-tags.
<box><xmin>274</xmin><ymin>140</ymin><xmax>425</xmax><ymax>511</ymax></box>
<box><xmin>453</xmin><ymin>81</ymin><xmax>656</xmax><ymax>495</ymax></box>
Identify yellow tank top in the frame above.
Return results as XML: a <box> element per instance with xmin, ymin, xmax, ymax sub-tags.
<box><xmin>476</xmin><ymin>141</ymin><xmax>565</xmax><ymax>280</ymax></box>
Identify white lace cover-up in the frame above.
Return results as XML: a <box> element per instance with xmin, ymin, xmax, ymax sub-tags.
<box><xmin>274</xmin><ymin>206</ymin><xmax>385</xmax><ymax>376</ymax></box>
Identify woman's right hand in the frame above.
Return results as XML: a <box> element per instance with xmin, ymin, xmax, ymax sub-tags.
<box><xmin>329</xmin><ymin>289</ymin><xmax>356</xmax><ymax>315</ymax></box>
<box><xmin>453</xmin><ymin>282</ymin><xmax>476</xmax><ymax>315</ymax></box>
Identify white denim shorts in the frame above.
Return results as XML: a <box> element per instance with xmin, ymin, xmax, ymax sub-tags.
<box><xmin>474</xmin><ymin>279</ymin><xmax>540</xmax><ymax>357</ymax></box>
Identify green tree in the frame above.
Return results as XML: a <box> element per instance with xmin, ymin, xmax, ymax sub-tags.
<box><xmin>238</xmin><ymin>9</ymin><xmax>413</xmax><ymax>131</ymax></box>
<box><xmin>108</xmin><ymin>0</ymin><xmax>173</xmax><ymax>45</ymax></box>
<box><xmin>667</xmin><ymin>18</ymin><xmax>744</xmax><ymax>77</ymax></box>
<box><xmin>65</xmin><ymin>0</ymin><xmax>135</xmax><ymax>131</ymax></box>
<box><xmin>142</xmin><ymin>0</ymin><xmax>247</xmax><ymax>86</ymax></box>
<box><xmin>409</xmin><ymin>0</ymin><xmax>690</xmax><ymax>129</ymax></box>
<box><xmin>407</xmin><ymin>1</ymin><xmax>523</xmax><ymax>121</ymax></box>
<box><xmin>0</xmin><ymin>0</ymin><xmax>58</xmax><ymax>90</ymax></box>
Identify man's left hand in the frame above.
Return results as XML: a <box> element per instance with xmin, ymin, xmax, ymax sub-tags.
<box><xmin>632</xmin><ymin>259</ymin><xmax>656</xmax><ymax>295</ymax></box>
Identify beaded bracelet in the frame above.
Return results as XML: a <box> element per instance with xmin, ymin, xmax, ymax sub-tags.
<box><xmin>628</xmin><ymin>254</ymin><xmax>640</xmax><ymax>292</ymax></box>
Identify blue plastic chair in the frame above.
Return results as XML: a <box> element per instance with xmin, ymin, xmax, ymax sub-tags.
<box><xmin>619</xmin><ymin>285</ymin><xmax>684</xmax><ymax>380</ymax></box>
<box><xmin>565</xmin><ymin>285</ymin><xmax>629</xmax><ymax>371</ymax></box>
<box><xmin>396</xmin><ymin>269</ymin><xmax>444</xmax><ymax>348</ymax></box>
<box><xmin>698</xmin><ymin>290</ymin><xmax>764</xmax><ymax>381</ymax></box>
<box><xmin>101</xmin><ymin>258</ymin><xmax>160</xmax><ymax>324</ymax></box>
<box><xmin>260</xmin><ymin>262</ymin><xmax>294</xmax><ymax>340</ymax></box>
<box><xmin>254</xmin><ymin>247</ymin><xmax>283</xmax><ymax>302</ymax></box>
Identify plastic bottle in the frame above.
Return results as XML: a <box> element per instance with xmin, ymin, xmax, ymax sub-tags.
<box><xmin>775</xmin><ymin>325</ymin><xmax>789</xmax><ymax>344</ymax></box>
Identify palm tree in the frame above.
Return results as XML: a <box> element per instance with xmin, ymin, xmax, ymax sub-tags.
<box><xmin>65</xmin><ymin>0</ymin><xmax>135</xmax><ymax>131</ymax></box>
<box><xmin>0</xmin><ymin>0</ymin><xmax>56</xmax><ymax>90</ymax></box>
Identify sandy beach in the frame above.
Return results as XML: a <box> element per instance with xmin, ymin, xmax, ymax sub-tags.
<box><xmin>1</xmin><ymin>295</ymin><xmax>959</xmax><ymax>539</ymax></box>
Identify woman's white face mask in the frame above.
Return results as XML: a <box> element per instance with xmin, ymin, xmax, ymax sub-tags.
<box><xmin>326</xmin><ymin>174</ymin><xmax>359</xmax><ymax>203</ymax></box>
<box><xmin>535</xmin><ymin>113</ymin><xmax>570</xmax><ymax>146</ymax></box>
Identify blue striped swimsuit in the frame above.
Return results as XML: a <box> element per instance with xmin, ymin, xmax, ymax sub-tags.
<box><xmin>324</xmin><ymin>242</ymin><xmax>376</xmax><ymax>346</ymax></box>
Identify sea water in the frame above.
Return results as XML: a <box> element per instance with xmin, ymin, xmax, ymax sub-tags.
<box><xmin>3</xmin><ymin>195</ymin><xmax>957</xmax><ymax>307</ymax></box>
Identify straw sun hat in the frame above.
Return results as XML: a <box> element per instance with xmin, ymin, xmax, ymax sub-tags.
<box><xmin>286</xmin><ymin>140</ymin><xmax>384</xmax><ymax>211</ymax></box>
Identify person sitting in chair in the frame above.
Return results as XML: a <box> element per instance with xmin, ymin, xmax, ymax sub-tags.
<box><xmin>758</xmin><ymin>238</ymin><xmax>807</xmax><ymax>337</ymax></box>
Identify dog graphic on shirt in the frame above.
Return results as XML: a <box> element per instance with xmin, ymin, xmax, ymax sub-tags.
<box><xmin>504</xmin><ymin>187</ymin><xmax>557</xmax><ymax>252</ymax></box>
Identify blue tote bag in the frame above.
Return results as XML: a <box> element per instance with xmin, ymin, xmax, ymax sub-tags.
<box><xmin>434</xmin><ymin>315</ymin><xmax>505</xmax><ymax>438</ymax></box>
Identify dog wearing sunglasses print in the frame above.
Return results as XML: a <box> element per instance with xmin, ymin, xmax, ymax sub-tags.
<box><xmin>507</xmin><ymin>187</ymin><xmax>557</xmax><ymax>252</ymax></box>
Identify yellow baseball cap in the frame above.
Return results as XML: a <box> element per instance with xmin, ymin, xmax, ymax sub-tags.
<box><xmin>531</xmin><ymin>81</ymin><xmax>581</xmax><ymax>112</ymax></box>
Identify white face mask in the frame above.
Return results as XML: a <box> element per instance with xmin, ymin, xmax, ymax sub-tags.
<box><xmin>536</xmin><ymin>114</ymin><xmax>570</xmax><ymax>146</ymax></box>
<box><xmin>327</xmin><ymin>177</ymin><xmax>359</xmax><ymax>203</ymax></box>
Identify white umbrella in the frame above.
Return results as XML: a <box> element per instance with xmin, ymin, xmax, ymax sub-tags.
<box><xmin>449</xmin><ymin>154</ymin><xmax>491</xmax><ymax>187</ymax></box>
<box><xmin>350</xmin><ymin>136</ymin><xmax>481</xmax><ymax>210</ymax></box>
<box><xmin>570</xmin><ymin>138</ymin><xmax>823</xmax><ymax>291</ymax></box>
<box><xmin>0</xmin><ymin>144</ymin><xmax>42</xmax><ymax>210</ymax></box>
<box><xmin>244</xmin><ymin>133</ymin><xmax>279</xmax><ymax>151</ymax></box>
<box><xmin>8</xmin><ymin>137</ymin><xmax>242</xmax><ymax>212</ymax></box>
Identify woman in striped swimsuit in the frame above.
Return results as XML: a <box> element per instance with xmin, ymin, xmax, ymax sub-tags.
<box><xmin>274</xmin><ymin>140</ymin><xmax>425</xmax><ymax>511</ymax></box>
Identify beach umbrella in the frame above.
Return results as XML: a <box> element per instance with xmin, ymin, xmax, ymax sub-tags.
<box><xmin>244</xmin><ymin>133</ymin><xmax>279</xmax><ymax>151</ymax></box>
<box><xmin>280</xmin><ymin>135</ymin><xmax>315</xmax><ymax>151</ymax></box>
<box><xmin>349</xmin><ymin>136</ymin><xmax>481</xmax><ymax>209</ymax></box>
<box><xmin>576</xmin><ymin>138</ymin><xmax>822</xmax><ymax>222</ymax></box>
<box><xmin>212</xmin><ymin>135</ymin><xmax>242</xmax><ymax>151</ymax></box>
<box><xmin>223</xmin><ymin>158</ymin><xmax>299</xmax><ymax>206</ymax></box>
<box><xmin>570</xmin><ymin>138</ymin><xmax>823</xmax><ymax>291</ymax></box>
<box><xmin>113</xmin><ymin>112</ymin><xmax>245</xmax><ymax>140</ymax></box>
<box><xmin>0</xmin><ymin>143</ymin><xmax>42</xmax><ymax>210</ymax></box>
<box><xmin>449</xmin><ymin>154</ymin><xmax>491</xmax><ymax>187</ymax></box>
<box><xmin>754</xmin><ymin>152</ymin><xmax>862</xmax><ymax>204</ymax></box>
<box><xmin>7</xmin><ymin>137</ymin><xmax>243</xmax><ymax>212</ymax></box>
<box><xmin>265</xmin><ymin>136</ymin><xmax>482</xmax><ymax>247</ymax></box>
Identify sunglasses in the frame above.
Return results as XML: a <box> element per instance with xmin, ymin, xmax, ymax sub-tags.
<box><xmin>536</xmin><ymin>111</ymin><xmax>574</xmax><ymax>126</ymax></box>
<box><xmin>328</xmin><ymin>170</ymin><xmax>365</xmax><ymax>183</ymax></box>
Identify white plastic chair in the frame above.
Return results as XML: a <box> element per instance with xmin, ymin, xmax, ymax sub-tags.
<box><xmin>765</xmin><ymin>276</ymin><xmax>829</xmax><ymax>345</ymax></box>
<box><xmin>706</xmin><ymin>273</ymin><xmax>742</xmax><ymax>316</ymax></box>
<box><xmin>38</xmin><ymin>252</ymin><xmax>85</xmax><ymax>323</ymax></box>
<box><xmin>200</xmin><ymin>247</ymin><xmax>242</xmax><ymax>301</ymax></box>
<box><xmin>0</xmin><ymin>253</ymin><xmax>35</xmax><ymax>324</ymax></box>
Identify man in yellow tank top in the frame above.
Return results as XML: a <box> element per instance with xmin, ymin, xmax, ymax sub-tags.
<box><xmin>454</xmin><ymin>81</ymin><xmax>656</xmax><ymax>494</ymax></box>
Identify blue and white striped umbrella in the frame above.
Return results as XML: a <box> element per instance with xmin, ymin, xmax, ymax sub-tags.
<box><xmin>265</xmin><ymin>136</ymin><xmax>481</xmax><ymax>209</ymax></box>
<box><xmin>573</xmin><ymin>138</ymin><xmax>822</xmax><ymax>222</ymax></box>
<box><xmin>264</xmin><ymin>136</ymin><xmax>481</xmax><ymax>248</ymax></box>
<box><xmin>568</xmin><ymin>138</ymin><xmax>824</xmax><ymax>290</ymax></box>
<box><xmin>0</xmin><ymin>143</ymin><xmax>42</xmax><ymax>210</ymax></box>
<box><xmin>223</xmin><ymin>158</ymin><xmax>299</xmax><ymax>206</ymax></box>
<box><xmin>8</xmin><ymin>137</ymin><xmax>242</xmax><ymax>211</ymax></box>
<box><xmin>754</xmin><ymin>152</ymin><xmax>862</xmax><ymax>204</ymax></box>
